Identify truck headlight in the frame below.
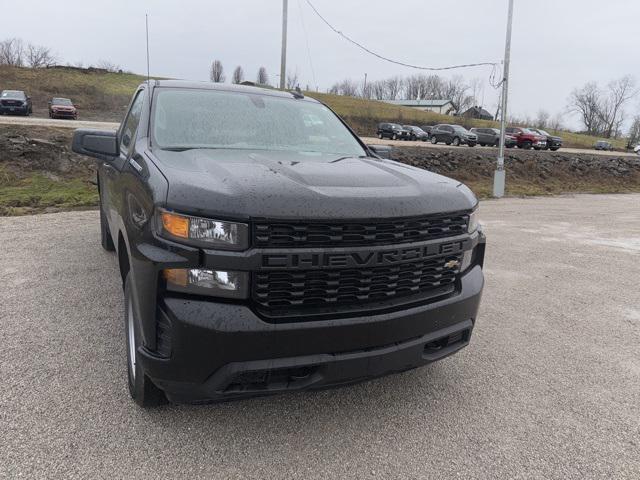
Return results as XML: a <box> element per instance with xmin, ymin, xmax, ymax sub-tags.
<box><xmin>164</xmin><ymin>268</ymin><xmax>249</xmax><ymax>299</ymax></box>
<box><xmin>158</xmin><ymin>210</ymin><xmax>248</xmax><ymax>250</ymax></box>
<box><xmin>468</xmin><ymin>209</ymin><xmax>480</xmax><ymax>233</ymax></box>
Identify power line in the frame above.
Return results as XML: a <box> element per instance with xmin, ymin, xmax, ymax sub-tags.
<box><xmin>304</xmin><ymin>0</ymin><xmax>498</xmax><ymax>73</ymax></box>
<box><xmin>296</xmin><ymin>0</ymin><xmax>318</xmax><ymax>90</ymax></box>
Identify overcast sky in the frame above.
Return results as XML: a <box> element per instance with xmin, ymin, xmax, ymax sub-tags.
<box><xmin>5</xmin><ymin>0</ymin><xmax>640</xmax><ymax>129</ymax></box>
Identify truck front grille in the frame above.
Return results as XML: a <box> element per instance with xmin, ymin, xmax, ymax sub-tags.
<box><xmin>253</xmin><ymin>212</ymin><xmax>469</xmax><ymax>248</ymax></box>
<box><xmin>253</xmin><ymin>254</ymin><xmax>461</xmax><ymax>317</ymax></box>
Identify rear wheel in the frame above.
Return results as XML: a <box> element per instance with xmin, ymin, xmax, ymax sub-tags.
<box><xmin>522</xmin><ymin>140</ymin><xmax>532</xmax><ymax>149</ymax></box>
<box><xmin>550</xmin><ymin>147</ymin><xmax>560</xmax><ymax>151</ymax></box>
<box><xmin>378</xmin><ymin>132</ymin><xmax>383</xmax><ymax>139</ymax></box>
<box><xmin>479</xmin><ymin>143</ymin><xmax>486</xmax><ymax>147</ymax></box>
<box><xmin>452</xmin><ymin>137</ymin><xmax>461</xmax><ymax>146</ymax></box>
<box><xmin>124</xmin><ymin>274</ymin><xmax>167</xmax><ymax>408</ymax></box>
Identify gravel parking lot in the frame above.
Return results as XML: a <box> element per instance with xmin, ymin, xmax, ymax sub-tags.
<box><xmin>1</xmin><ymin>194</ymin><xmax>639</xmax><ymax>479</ymax></box>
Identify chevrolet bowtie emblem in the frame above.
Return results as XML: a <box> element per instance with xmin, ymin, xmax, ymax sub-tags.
<box><xmin>444</xmin><ymin>259</ymin><xmax>460</xmax><ymax>269</ymax></box>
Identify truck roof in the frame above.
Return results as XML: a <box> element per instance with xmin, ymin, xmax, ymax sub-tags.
<box><xmin>148</xmin><ymin>80</ymin><xmax>317</xmax><ymax>102</ymax></box>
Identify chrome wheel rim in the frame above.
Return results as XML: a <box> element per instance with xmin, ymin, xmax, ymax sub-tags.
<box><xmin>127</xmin><ymin>300</ymin><xmax>136</xmax><ymax>381</ymax></box>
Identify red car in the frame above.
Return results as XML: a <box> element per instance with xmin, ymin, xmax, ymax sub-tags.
<box><xmin>505</xmin><ymin>127</ymin><xmax>547</xmax><ymax>150</ymax></box>
<box><xmin>49</xmin><ymin>97</ymin><xmax>78</xmax><ymax>119</ymax></box>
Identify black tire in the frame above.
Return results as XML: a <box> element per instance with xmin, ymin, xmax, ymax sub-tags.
<box><xmin>452</xmin><ymin>137</ymin><xmax>460</xmax><ymax>146</ymax></box>
<box><xmin>479</xmin><ymin>143</ymin><xmax>486</xmax><ymax>147</ymax></box>
<box><xmin>378</xmin><ymin>132</ymin><xmax>383</xmax><ymax>139</ymax></box>
<box><xmin>468</xmin><ymin>143</ymin><xmax>476</xmax><ymax>148</ymax></box>
<box><xmin>392</xmin><ymin>133</ymin><xmax>398</xmax><ymax>140</ymax></box>
<box><xmin>100</xmin><ymin>201</ymin><xmax>115</xmax><ymax>252</ymax></box>
<box><xmin>506</xmin><ymin>144</ymin><xmax>514</xmax><ymax>149</ymax></box>
<box><xmin>550</xmin><ymin>147</ymin><xmax>560</xmax><ymax>151</ymax></box>
<box><xmin>124</xmin><ymin>273</ymin><xmax>167</xmax><ymax>408</ymax></box>
<box><xmin>430</xmin><ymin>136</ymin><xmax>437</xmax><ymax>144</ymax></box>
<box><xmin>522</xmin><ymin>140</ymin><xmax>532</xmax><ymax>149</ymax></box>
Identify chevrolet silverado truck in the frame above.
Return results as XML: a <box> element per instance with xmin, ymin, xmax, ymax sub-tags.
<box><xmin>72</xmin><ymin>80</ymin><xmax>485</xmax><ymax>407</ymax></box>
<box><xmin>505</xmin><ymin>127</ymin><xmax>547</xmax><ymax>150</ymax></box>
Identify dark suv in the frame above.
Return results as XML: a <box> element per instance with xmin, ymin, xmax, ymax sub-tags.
<box><xmin>528</xmin><ymin>128</ymin><xmax>562</xmax><ymax>151</ymax></box>
<box><xmin>72</xmin><ymin>81</ymin><xmax>485</xmax><ymax>407</ymax></box>
<box><xmin>469</xmin><ymin>128</ymin><xmax>516</xmax><ymax>148</ymax></box>
<box><xmin>403</xmin><ymin>125</ymin><xmax>430</xmax><ymax>141</ymax></box>
<box><xmin>0</xmin><ymin>90</ymin><xmax>32</xmax><ymax>116</ymax></box>
<box><xmin>377</xmin><ymin>122</ymin><xmax>410</xmax><ymax>140</ymax></box>
<box><xmin>430</xmin><ymin>124</ymin><xmax>477</xmax><ymax>147</ymax></box>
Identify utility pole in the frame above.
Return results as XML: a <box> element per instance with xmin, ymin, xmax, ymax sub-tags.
<box><xmin>280</xmin><ymin>0</ymin><xmax>288</xmax><ymax>90</ymax></box>
<box><xmin>494</xmin><ymin>0</ymin><xmax>514</xmax><ymax>198</ymax></box>
<box><xmin>364</xmin><ymin>73</ymin><xmax>368</xmax><ymax>96</ymax></box>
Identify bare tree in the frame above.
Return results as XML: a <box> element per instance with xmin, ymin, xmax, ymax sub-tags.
<box><xmin>598</xmin><ymin>75</ymin><xmax>637</xmax><ymax>138</ymax></box>
<box><xmin>0</xmin><ymin>38</ymin><xmax>25</xmax><ymax>66</ymax></box>
<box><xmin>285</xmin><ymin>70</ymin><xmax>299</xmax><ymax>89</ymax></box>
<box><xmin>534</xmin><ymin>109</ymin><xmax>550</xmax><ymax>129</ymax></box>
<box><xmin>370</xmin><ymin>80</ymin><xmax>388</xmax><ymax>100</ymax></box>
<box><xmin>568</xmin><ymin>82</ymin><xmax>604</xmax><ymax>135</ymax></box>
<box><xmin>96</xmin><ymin>59</ymin><xmax>121</xmax><ymax>72</ymax></box>
<box><xmin>26</xmin><ymin>44</ymin><xmax>56</xmax><ymax>68</ymax></box>
<box><xmin>441</xmin><ymin>76</ymin><xmax>475</xmax><ymax>113</ymax></box>
<box><xmin>256</xmin><ymin>66</ymin><xmax>269</xmax><ymax>85</ymax></box>
<box><xmin>385</xmin><ymin>76</ymin><xmax>403</xmax><ymax>100</ymax></box>
<box><xmin>231</xmin><ymin>66</ymin><xmax>244</xmax><ymax>84</ymax></box>
<box><xmin>549</xmin><ymin>112</ymin><xmax>564</xmax><ymax>132</ymax></box>
<box><xmin>329</xmin><ymin>79</ymin><xmax>358</xmax><ymax>97</ymax></box>
<box><xmin>627</xmin><ymin>115</ymin><xmax>640</xmax><ymax>147</ymax></box>
<box><xmin>210</xmin><ymin>60</ymin><xmax>225</xmax><ymax>83</ymax></box>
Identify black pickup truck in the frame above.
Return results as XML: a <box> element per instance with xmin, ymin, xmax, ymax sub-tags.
<box><xmin>72</xmin><ymin>81</ymin><xmax>485</xmax><ymax>406</ymax></box>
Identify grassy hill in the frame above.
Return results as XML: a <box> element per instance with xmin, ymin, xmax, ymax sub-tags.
<box><xmin>0</xmin><ymin>65</ymin><xmax>626</xmax><ymax>149</ymax></box>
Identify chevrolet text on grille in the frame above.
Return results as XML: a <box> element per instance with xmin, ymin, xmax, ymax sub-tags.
<box><xmin>262</xmin><ymin>240</ymin><xmax>467</xmax><ymax>269</ymax></box>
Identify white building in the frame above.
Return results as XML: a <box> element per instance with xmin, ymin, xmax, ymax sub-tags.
<box><xmin>382</xmin><ymin>99</ymin><xmax>457</xmax><ymax>116</ymax></box>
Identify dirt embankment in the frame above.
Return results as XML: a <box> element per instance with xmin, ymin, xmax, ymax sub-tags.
<box><xmin>392</xmin><ymin>146</ymin><xmax>640</xmax><ymax>197</ymax></box>
<box><xmin>1</xmin><ymin>124</ymin><xmax>640</xmax><ymax>215</ymax></box>
<box><xmin>0</xmin><ymin>126</ymin><xmax>97</xmax><ymax>215</ymax></box>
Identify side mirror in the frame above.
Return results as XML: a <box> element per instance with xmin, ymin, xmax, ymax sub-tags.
<box><xmin>367</xmin><ymin>144</ymin><xmax>393</xmax><ymax>159</ymax></box>
<box><xmin>72</xmin><ymin>129</ymin><xmax>119</xmax><ymax>160</ymax></box>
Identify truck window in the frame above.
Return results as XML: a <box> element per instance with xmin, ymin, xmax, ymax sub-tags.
<box><xmin>120</xmin><ymin>90</ymin><xmax>145</xmax><ymax>154</ymax></box>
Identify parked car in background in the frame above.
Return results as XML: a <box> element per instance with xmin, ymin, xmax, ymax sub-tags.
<box><xmin>528</xmin><ymin>128</ymin><xmax>562</xmax><ymax>151</ymax></box>
<box><xmin>420</xmin><ymin>125</ymin><xmax>434</xmax><ymax>137</ymax></box>
<box><xmin>594</xmin><ymin>140</ymin><xmax>613</xmax><ymax>151</ymax></box>
<box><xmin>49</xmin><ymin>97</ymin><xmax>78</xmax><ymax>119</ymax></box>
<box><xmin>469</xmin><ymin>128</ymin><xmax>517</xmax><ymax>148</ymax></box>
<box><xmin>403</xmin><ymin>125</ymin><xmax>430</xmax><ymax>141</ymax></box>
<box><xmin>377</xmin><ymin>122</ymin><xmax>410</xmax><ymax>140</ymax></box>
<box><xmin>634</xmin><ymin>145</ymin><xmax>640</xmax><ymax>155</ymax></box>
<box><xmin>430</xmin><ymin>124</ymin><xmax>477</xmax><ymax>147</ymax></box>
<box><xmin>0</xmin><ymin>90</ymin><xmax>32</xmax><ymax>116</ymax></box>
<box><xmin>505</xmin><ymin>127</ymin><xmax>546</xmax><ymax>150</ymax></box>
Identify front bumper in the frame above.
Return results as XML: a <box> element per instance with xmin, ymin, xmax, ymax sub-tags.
<box><xmin>0</xmin><ymin>104</ymin><xmax>28</xmax><ymax>114</ymax></box>
<box><xmin>138</xmin><ymin>262</ymin><xmax>484</xmax><ymax>404</ymax></box>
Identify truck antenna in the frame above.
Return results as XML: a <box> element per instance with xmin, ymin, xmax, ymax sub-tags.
<box><xmin>145</xmin><ymin>14</ymin><xmax>151</xmax><ymax>85</ymax></box>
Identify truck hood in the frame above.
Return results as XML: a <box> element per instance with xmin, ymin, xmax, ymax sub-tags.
<box><xmin>151</xmin><ymin>148</ymin><xmax>477</xmax><ymax>220</ymax></box>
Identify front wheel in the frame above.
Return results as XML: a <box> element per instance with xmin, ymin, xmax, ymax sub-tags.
<box><xmin>124</xmin><ymin>274</ymin><xmax>167</xmax><ymax>408</ymax></box>
<box><xmin>550</xmin><ymin>147</ymin><xmax>560</xmax><ymax>151</ymax></box>
<box><xmin>468</xmin><ymin>143</ymin><xmax>476</xmax><ymax>148</ymax></box>
<box><xmin>522</xmin><ymin>141</ymin><xmax>532</xmax><ymax>149</ymax></box>
<box><xmin>377</xmin><ymin>132</ymin><xmax>383</xmax><ymax>139</ymax></box>
<box><xmin>430</xmin><ymin>136</ymin><xmax>437</xmax><ymax>144</ymax></box>
<box><xmin>392</xmin><ymin>133</ymin><xmax>398</xmax><ymax>140</ymax></box>
<box><xmin>452</xmin><ymin>137</ymin><xmax>461</xmax><ymax>146</ymax></box>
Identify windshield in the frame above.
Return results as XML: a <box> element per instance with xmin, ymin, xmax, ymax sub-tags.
<box><xmin>538</xmin><ymin>130</ymin><xmax>550</xmax><ymax>136</ymax></box>
<box><xmin>453</xmin><ymin>126</ymin><xmax>468</xmax><ymax>133</ymax></box>
<box><xmin>153</xmin><ymin>88</ymin><xmax>366</xmax><ymax>156</ymax></box>
<box><xmin>1</xmin><ymin>91</ymin><xmax>24</xmax><ymax>99</ymax></box>
<box><xmin>52</xmin><ymin>98</ymin><xmax>73</xmax><ymax>105</ymax></box>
